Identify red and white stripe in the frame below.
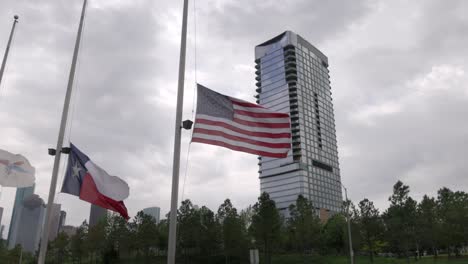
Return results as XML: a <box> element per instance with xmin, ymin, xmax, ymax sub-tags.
<box><xmin>192</xmin><ymin>98</ymin><xmax>291</xmax><ymax>158</ymax></box>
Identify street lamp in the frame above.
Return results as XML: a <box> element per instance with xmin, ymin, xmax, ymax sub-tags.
<box><xmin>337</xmin><ymin>180</ymin><xmax>354</xmax><ymax>264</ymax></box>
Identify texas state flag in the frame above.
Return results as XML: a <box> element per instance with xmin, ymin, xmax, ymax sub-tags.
<box><xmin>61</xmin><ymin>143</ymin><xmax>130</xmax><ymax>219</ymax></box>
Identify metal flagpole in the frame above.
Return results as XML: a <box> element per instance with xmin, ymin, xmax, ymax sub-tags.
<box><xmin>0</xmin><ymin>15</ymin><xmax>19</xmax><ymax>90</ymax></box>
<box><xmin>37</xmin><ymin>0</ymin><xmax>87</xmax><ymax>263</ymax></box>
<box><xmin>167</xmin><ymin>0</ymin><xmax>189</xmax><ymax>263</ymax></box>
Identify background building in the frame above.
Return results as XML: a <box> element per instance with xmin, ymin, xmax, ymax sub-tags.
<box><xmin>9</xmin><ymin>194</ymin><xmax>45</xmax><ymax>253</ymax></box>
<box><xmin>0</xmin><ymin>207</ymin><xmax>3</xmax><ymax>228</ymax></box>
<box><xmin>61</xmin><ymin>225</ymin><xmax>77</xmax><ymax>237</ymax></box>
<box><xmin>58</xmin><ymin>210</ymin><xmax>67</xmax><ymax>233</ymax></box>
<box><xmin>142</xmin><ymin>206</ymin><xmax>160</xmax><ymax>223</ymax></box>
<box><xmin>89</xmin><ymin>204</ymin><xmax>107</xmax><ymax>227</ymax></box>
<box><xmin>7</xmin><ymin>185</ymin><xmax>35</xmax><ymax>248</ymax></box>
<box><xmin>255</xmin><ymin>31</ymin><xmax>342</xmax><ymax>220</ymax></box>
<box><xmin>47</xmin><ymin>204</ymin><xmax>62</xmax><ymax>241</ymax></box>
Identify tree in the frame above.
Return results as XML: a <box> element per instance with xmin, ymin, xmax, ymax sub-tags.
<box><xmin>70</xmin><ymin>221</ymin><xmax>88</xmax><ymax>264</ymax></box>
<box><xmin>437</xmin><ymin>188</ymin><xmax>468</xmax><ymax>257</ymax></box>
<box><xmin>217</xmin><ymin>199</ymin><xmax>248</xmax><ymax>263</ymax></box>
<box><xmin>105</xmin><ymin>214</ymin><xmax>131</xmax><ymax>261</ymax></box>
<box><xmin>49</xmin><ymin>232</ymin><xmax>70</xmax><ymax>263</ymax></box>
<box><xmin>358</xmin><ymin>198</ymin><xmax>383</xmax><ymax>263</ymax></box>
<box><xmin>177</xmin><ymin>199</ymin><xmax>202</xmax><ymax>260</ymax></box>
<box><xmin>249</xmin><ymin>192</ymin><xmax>281</xmax><ymax>264</ymax></box>
<box><xmin>199</xmin><ymin>206</ymin><xmax>222</xmax><ymax>256</ymax></box>
<box><xmin>87</xmin><ymin>219</ymin><xmax>107</xmax><ymax>263</ymax></box>
<box><xmin>383</xmin><ymin>181</ymin><xmax>417</xmax><ymax>263</ymax></box>
<box><xmin>132</xmin><ymin>211</ymin><xmax>158</xmax><ymax>262</ymax></box>
<box><xmin>416</xmin><ymin>195</ymin><xmax>441</xmax><ymax>257</ymax></box>
<box><xmin>321</xmin><ymin>214</ymin><xmax>346</xmax><ymax>255</ymax></box>
<box><xmin>287</xmin><ymin>195</ymin><xmax>321</xmax><ymax>254</ymax></box>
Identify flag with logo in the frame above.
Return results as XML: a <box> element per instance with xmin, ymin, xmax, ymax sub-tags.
<box><xmin>0</xmin><ymin>149</ymin><xmax>35</xmax><ymax>187</ymax></box>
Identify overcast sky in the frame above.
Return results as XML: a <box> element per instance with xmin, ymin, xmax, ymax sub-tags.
<box><xmin>1</xmin><ymin>0</ymin><xmax>467</xmax><ymax>237</ymax></box>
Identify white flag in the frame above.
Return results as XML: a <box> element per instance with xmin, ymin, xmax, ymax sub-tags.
<box><xmin>0</xmin><ymin>149</ymin><xmax>35</xmax><ymax>187</ymax></box>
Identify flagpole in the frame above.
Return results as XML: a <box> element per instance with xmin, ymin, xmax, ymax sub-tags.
<box><xmin>37</xmin><ymin>0</ymin><xmax>87</xmax><ymax>263</ymax></box>
<box><xmin>167</xmin><ymin>0</ymin><xmax>189</xmax><ymax>263</ymax></box>
<box><xmin>0</xmin><ymin>15</ymin><xmax>19</xmax><ymax>90</ymax></box>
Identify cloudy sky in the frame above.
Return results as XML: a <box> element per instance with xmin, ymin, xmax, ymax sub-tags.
<box><xmin>1</xmin><ymin>0</ymin><xmax>467</xmax><ymax>236</ymax></box>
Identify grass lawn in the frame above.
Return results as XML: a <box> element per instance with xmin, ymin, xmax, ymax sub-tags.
<box><xmin>271</xmin><ymin>255</ymin><xmax>468</xmax><ymax>264</ymax></box>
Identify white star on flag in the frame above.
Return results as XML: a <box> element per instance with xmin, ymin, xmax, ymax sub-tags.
<box><xmin>72</xmin><ymin>162</ymin><xmax>82</xmax><ymax>178</ymax></box>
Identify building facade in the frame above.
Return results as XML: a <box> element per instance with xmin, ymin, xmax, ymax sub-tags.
<box><xmin>0</xmin><ymin>207</ymin><xmax>3</xmax><ymax>228</ymax></box>
<box><xmin>89</xmin><ymin>204</ymin><xmax>107</xmax><ymax>227</ymax></box>
<box><xmin>255</xmin><ymin>31</ymin><xmax>342</xmax><ymax>219</ymax></box>
<box><xmin>48</xmin><ymin>204</ymin><xmax>62</xmax><ymax>242</ymax></box>
<box><xmin>58</xmin><ymin>210</ymin><xmax>67</xmax><ymax>233</ymax></box>
<box><xmin>142</xmin><ymin>206</ymin><xmax>160</xmax><ymax>223</ymax></box>
<box><xmin>7</xmin><ymin>185</ymin><xmax>35</xmax><ymax>248</ymax></box>
<box><xmin>9</xmin><ymin>194</ymin><xmax>45</xmax><ymax>253</ymax></box>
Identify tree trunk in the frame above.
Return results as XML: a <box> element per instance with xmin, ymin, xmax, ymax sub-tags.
<box><xmin>367</xmin><ymin>236</ymin><xmax>374</xmax><ymax>264</ymax></box>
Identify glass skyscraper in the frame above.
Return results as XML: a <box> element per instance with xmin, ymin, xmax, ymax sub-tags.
<box><xmin>255</xmin><ymin>31</ymin><xmax>342</xmax><ymax>219</ymax></box>
<box><xmin>89</xmin><ymin>204</ymin><xmax>108</xmax><ymax>227</ymax></box>
<box><xmin>7</xmin><ymin>185</ymin><xmax>35</xmax><ymax>248</ymax></box>
<box><xmin>142</xmin><ymin>206</ymin><xmax>161</xmax><ymax>223</ymax></box>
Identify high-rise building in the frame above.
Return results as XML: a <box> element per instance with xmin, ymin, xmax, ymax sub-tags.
<box><xmin>61</xmin><ymin>225</ymin><xmax>77</xmax><ymax>237</ymax></box>
<box><xmin>58</xmin><ymin>210</ymin><xmax>67</xmax><ymax>233</ymax></box>
<box><xmin>47</xmin><ymin>204</ymin><xmax>62</xmax><ymax>241</ymax></box>
<box><xmin>142</xmin><ymin>206</ymin><xmax>160</xmax><ymax>223</ymax></box>
<box><xmin>7</xmin><ymin>185</ymin><xmax>35</xmax><ymax>247</ymax></box>
<box><xmin>255</xmin><ymin>31</ymin><xmax>342</xmax><ymax>220</ymax></box>
<box><xmin>0</xmin><ymin>207</ymin><xmax>3</xmax><ymax>227</ymax></box>
<box><xmin>9</xmin><ymin>194</ymin><xmax>45</xmax><ymax>253</ymax></box>
<box><xmin>89</xmin><ymin>204</ymin><xmax>107</xmax><ymax>227</ymax></box>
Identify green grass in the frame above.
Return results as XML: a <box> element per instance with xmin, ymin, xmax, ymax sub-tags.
<box><xmin>270</xmin><ymin>255</ymin><xmax>468</xmax><ymax>264</ymax></box>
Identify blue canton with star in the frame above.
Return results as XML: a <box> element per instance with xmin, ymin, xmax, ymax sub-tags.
<box><xmin>60</xmin><ymin>143</ymin><xmax>91</xmax><ymax>197</ymax></box>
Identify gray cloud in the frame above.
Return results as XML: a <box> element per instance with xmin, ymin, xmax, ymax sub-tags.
<box><xmin>1</xmin><ymin>0</ymin><xmax>467</xmax><ymax>240</ymax></box>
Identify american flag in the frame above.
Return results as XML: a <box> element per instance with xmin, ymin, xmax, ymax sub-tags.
<box><xmin>192</xmin><ymin>84</ymin><xmax>291</xmax><ymax>158</ymax></box>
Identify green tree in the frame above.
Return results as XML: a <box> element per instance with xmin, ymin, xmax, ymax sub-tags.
<box><xmin>105</xmin><ymin>214</ymin><xmax>131</xmax><ymax>261</ymax></box>
<box><xmin>87</xmin><ymin>219</ymin><xmax>107</xmax><ymax>263</ymax></box>
<box><xmin>321</xmin><ymin>214</ymin><xmax>346</xmax><ymax>255</ymax></box>
<box><xmin>48</xmin><ymin>232</ymin><xmax>70</xmax><ymax>263</ymax></box>
<box><xmin>357</xmin><ymin>198</ymin><xmax>383</xmax><ymax>263</ymax></box>
<box><xmin>199</xmin><ymin>206</ymin><xmax>222</xmax><ymax>256</ymax></box>
<box><xmin>383</xmin><ymin>181</ymin><xmax>417</xmax><ymax>263</ymax></box>
<box><xmin>70</xmin><ymin>221</ymin><xmax>88</xmax><ymax>264</ymax></box>
<box><xmin>416</xmin><ymin>195</ymin><xmax>441</xmax><ymax>257</ymax></box>
<box><xmin>249</xmin><ymin>192</ymin><xmax>281</xmax><ymax>264</ymax></box>
<box><xmin>217</xmin><ymin>199</ymin><xmax>248</xmax><ymax>263</ymax></box>
<box><xmin>437</xmin><ymin>188</ymin><xmax>468</xmax><ymax>257</ymax></box>
<box><xmin>287</xmin><ymin>195</ymin><xmax>321</xmax><ymax>254</ymax></box>
<box><xmin>177</xmin><ymin>199</ymin><xmax>202</xmax><ymax>260</ymax></box>
<box><xmin>133</xmin><ymin>211</ymin><xmax>159</xmax><ymax>262</ymax></box>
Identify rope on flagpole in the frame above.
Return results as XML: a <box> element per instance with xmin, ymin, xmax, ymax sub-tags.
<box><xmin>56</xmin><ymin>3</ymin><xmax>88</xmax><ymax>195</ymax></box>
<box><xmin>191</xmin><ymin>0</ymin><xmax>198</xmax><ymax>117</ymax></box>
<box><xmin>181</xmin><ymin>0</ymin><xmax>198</xmax><ymax>201</ymax></box>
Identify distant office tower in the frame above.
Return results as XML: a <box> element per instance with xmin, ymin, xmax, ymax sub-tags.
<box><xmin>10</xmin><ymin>194</ymin><xmax>45</xmax><ymax>253</ymax></box>
<box><xmin>7</xmin><ymin>185</ymin><xmax>35</xmax><ymax>247</ymax></box>
<box><xmin>89</xmin><ymin>204</ymin><xmax>107</xmax><ymax>227</ymax></box>
<box><xmin>58</xmin><ymin>210</ymin><xmax>67</xmax><ymax>233</ymax></box>
<box><xmin>61</xmin><ymin>225</ymin><xmax>77</xmax><ymax>237</ymax></box>
<box><xmin>255</xmin><ymin>31</ymin><xmax>342</xmax><ymax>220</ymax></box>
<box><xmin>47</xmin><ymin>204</ymin><xmax>62</xmax><ymax>241</ymax></box>
<box><xmin>0</xmin><ymin>207</ymin><xmax>3</xmax><ymax>240</ymax></box>
<box><xmin>142</xmin><ymin>207</ymin><xmax>160</xmax><ymax>223</ymax></box>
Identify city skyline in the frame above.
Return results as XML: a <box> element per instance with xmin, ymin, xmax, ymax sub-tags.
<box><xmin>0</xmin><ymin>0</ymin><xmax>467</xmax><ymax>237</ymax></box>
